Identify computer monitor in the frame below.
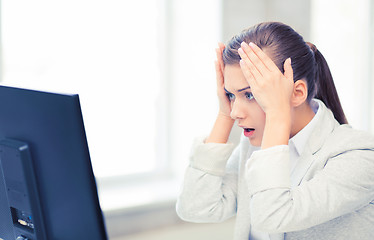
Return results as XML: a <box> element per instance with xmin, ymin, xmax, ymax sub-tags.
<box><xmin>0</xmin><ymin>85</ymin><xmax>107</xmax><ymax>240</ymax></box>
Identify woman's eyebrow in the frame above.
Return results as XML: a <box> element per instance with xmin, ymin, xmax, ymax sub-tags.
<box><xmin>224</xmin><ymin>86</ymin><xmax>251</xmax><ymax>93</ymax></box>
<box><xmin>238</xmin><ymin>86</ymin><xmax>251</xmax><ymax>92</ymax></box>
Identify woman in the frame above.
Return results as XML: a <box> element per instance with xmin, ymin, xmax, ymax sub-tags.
<box><xmin>176</xmin><ymin>22</ymin><xmax>374</xmax><ymax>240</ymax></box>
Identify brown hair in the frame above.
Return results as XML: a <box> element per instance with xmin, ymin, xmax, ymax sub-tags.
<box><xmin>222</xmin><ymin>22</ymin><xmax>347</xmax><ymax>124</ymax></box>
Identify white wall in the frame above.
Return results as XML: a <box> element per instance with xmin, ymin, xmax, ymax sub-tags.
<box><xmin>311</xmin><ymin>0</ymin><xmax>373</xmax><ymax>132</ymax></box>
<box><xmin>221</xmin><ymin>0</ymin><xmax>311</xmax><ymax>41</ymax></box>
<box><xmin>107</xmin><ymin>1</ymin><xmax>312</xmax><ymax>239</ymax></box>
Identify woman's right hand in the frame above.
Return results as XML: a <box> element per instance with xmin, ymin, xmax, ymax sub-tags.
<box><xmin>215</xmin><ymin>42</ymin><xmax>232</xmax><ymax>118</ymax></box>
<box><xmin>205</xmin><ymin>43</ymin><xmax>235</xmax><ymax>143</ymax></box>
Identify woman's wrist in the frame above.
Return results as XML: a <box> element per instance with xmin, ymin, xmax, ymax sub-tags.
<box><xmin>205</xmin><ymin>112</ymin><xmax>235</xmax><ymax>144</ymax></box>
<box><xmin>218</xmin><ymin>111</ymin><xmax>233</xmax><ymax>121</ymax></box>
<box><xmin>261</xmin><ymin>109</ymin><xmax>291</xmax><ymax>149</ymax></box>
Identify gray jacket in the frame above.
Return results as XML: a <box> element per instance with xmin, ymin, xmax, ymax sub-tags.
<box><xmin>177</xmin><ymin>100</ymin><xmax>374</xmax><ymax>240</ymax></box>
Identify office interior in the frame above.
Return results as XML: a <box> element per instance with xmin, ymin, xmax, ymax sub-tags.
<box><xmin>1</xmin><ymin>0</ymin><xmax>373</xmax><ymax>239</ymax></box>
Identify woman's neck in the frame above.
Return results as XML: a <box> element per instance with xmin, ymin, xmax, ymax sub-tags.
<box><xmin>290</xmin><ymin>102</ymin><xmax>316</xmax><ymax>138</ymax></box>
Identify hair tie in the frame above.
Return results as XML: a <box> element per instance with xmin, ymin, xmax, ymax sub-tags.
<box><xmin>306</xmin><ymin>42</ymin><xmax>317</xmax><ymax>53</ymax></box>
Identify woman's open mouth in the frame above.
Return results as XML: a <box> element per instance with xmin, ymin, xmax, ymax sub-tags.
<box><xmin>243</xmin><ymin>128</ymin><xmax>255</xmax><ymax>137</ymax></box>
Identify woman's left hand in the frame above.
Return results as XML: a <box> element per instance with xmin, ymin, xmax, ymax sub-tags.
<box><xmin>238</xmin><ymin>42</ymin><xmax>294</xmax><ymax>116</ymax></box>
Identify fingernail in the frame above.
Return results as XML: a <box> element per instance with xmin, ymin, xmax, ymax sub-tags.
<box><xmin>238</xmin><ymin>48</ymin><xmax>244</xmax><ymax>55</ymax></box>
<box><xmin>249</xmin><ymin>42</ymin><xmax>255</xmax><ymax>47</ymax></box>
<box><xmin>241</xmin><ymin>41</ymin><xmax>247</xmax><ymax>48</ymax></box>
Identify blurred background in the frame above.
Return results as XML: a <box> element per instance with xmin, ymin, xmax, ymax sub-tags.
<box><xmin>0</xmin><ymin>0</ymin><xmax>373</xmax><ymax>239</ymax></box>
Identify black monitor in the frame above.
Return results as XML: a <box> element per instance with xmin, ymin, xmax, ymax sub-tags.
<box><xmin>0</xmin><ymin>85</ymin><xmax>107</xmax><ymax>240</ymax></box>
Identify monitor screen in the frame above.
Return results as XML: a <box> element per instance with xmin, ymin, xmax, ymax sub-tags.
<box><xmin>0</xmin><ymin>85</ymin><xmax>107</xmax><ymax>240</ymax></box>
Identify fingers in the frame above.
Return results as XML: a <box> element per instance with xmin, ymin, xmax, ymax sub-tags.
<box><xmin>216</xmin><ymin>49</ymin><xmax>224</xmax><ymax>74</ymax></box>
<box><xmin>238</xmin><ymin>42</ymin><xmax>293</xmax><ymax>83</ymax></box>
<box><xmin>239</xmin><ymin>59</ymin><xmax>256</xmax><ymax>88</ymax></box>
<box><xmin>216</xmin><ymin>42</ymin><xmax>225</xmax><ymax>73</ymax></box>
<box><xmin>283</xmin><ymin>58</ymin><xmax>293</xmax><ymax>81</ymax></box>
<box><xmin>245</xmin><ymin>42</ymin><xmax>279</xmax><ymax>72</ymax></box>
<box><xmin>239</xmin><ymin>42</ymin><xmax>267</xmax><ymax>76</ymax></box>
<box><xmin>215</xmin><ymin>51</ymin><xmax>231</xmax><ymax>117</ymax></box>
<box><xmin>218</xmin><ymin>42</ymin><xmax>225</xmax><ymax>51</ymax></box>
<box><xmin>238</xmin><ymin>46</ymin><xmax>262</xmax><ymax>83</ymax></box>
<box><xmin>215</xmin><ymin>59</ymin><xmax>224</xmax><ymax>88</ymax></box>
<box><xmin>214</xmin><ymin>42</ymin><xmax>227</xmax><ymax>95</ymax></box>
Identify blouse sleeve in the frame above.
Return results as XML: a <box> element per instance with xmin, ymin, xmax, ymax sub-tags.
<box><xmin>245</xmin><ymin>145</ymin><xmax>374</xmax><ymax>233</ymax></box>
<box><xmin>176</xmin><ymin>136</ymin><xmax>239</xmax><ymax>223</ymax></box>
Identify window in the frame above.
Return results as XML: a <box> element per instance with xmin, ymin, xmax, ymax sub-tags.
<box><xmin>1</xmin><ymin>0</ymin><xmax>222</xmax><ymax>212</ymax></box>
<box><xmin>310</xmin><ymin>0</ymin><xmax>373</xmax><ymax>132</ymax></box>
<box><xmin>1</xmin><ymin>0</ymin><xmax>163</xmax><ymax>178</ymax></box>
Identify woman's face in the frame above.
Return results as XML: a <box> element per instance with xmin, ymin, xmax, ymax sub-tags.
<box><xmin>224</xmin><ymin>64</ymin><xmax>266</xmax><ymax>146</ymax></box>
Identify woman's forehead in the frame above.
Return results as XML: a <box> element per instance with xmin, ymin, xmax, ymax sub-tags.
<box><xmin>223</xmin><ymin>65</ymin><xmax>249</xmax><ymax>91</ymax></box>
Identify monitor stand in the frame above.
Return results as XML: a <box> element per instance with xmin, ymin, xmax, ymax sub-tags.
<box><xmin>0</xmin><ymin>139</ymin><xmax>47</xmax><ymax>240</ymax></box>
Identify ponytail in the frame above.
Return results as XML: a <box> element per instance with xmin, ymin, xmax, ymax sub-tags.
<box><xmin>307</xmin><ymin>43</ymin><xmax>348</xmax><ymax>124</ymax></box>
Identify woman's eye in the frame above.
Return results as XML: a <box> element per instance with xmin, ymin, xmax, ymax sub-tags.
<box><xmin>245</xmin><ymin>92</ymin><xmax>254</xmax><ymax>100</ymax></box>
<box><xmin>226</xmin><ymin>93</ymin><xmax>235</xmax><ymax>101</ymax></box>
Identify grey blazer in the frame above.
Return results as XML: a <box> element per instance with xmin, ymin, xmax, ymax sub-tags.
<box><xmin>283</xmin><ymin>105</ymin><xmax>374</xmax><ymax>239</ymax></box>
<box><xmin>177</xmin><ymin>100</ymin><xmax>374</xmax><ymax>240</ymax></box>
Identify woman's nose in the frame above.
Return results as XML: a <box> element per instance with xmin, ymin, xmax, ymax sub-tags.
<box><xmin>230</xmin><ymin>100</ymin><xmax>245</xmax><ymax>120</ymax></box>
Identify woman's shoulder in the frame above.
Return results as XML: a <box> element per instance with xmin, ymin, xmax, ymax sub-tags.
<box><xmin>325</xmin><ymin>124</ymin><xmax>374</xmax><ymax>155</ymax></box>
<box><xmin>308</xmin><ymin>124</ymin><xmax>374</xmax><ymax>181</ymax></box>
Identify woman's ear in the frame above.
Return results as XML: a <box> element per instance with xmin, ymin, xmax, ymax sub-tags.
<box><xmin>291</xmin><ymin>79</ymin><xmax>308</xmax><ymax>107</ymax></box>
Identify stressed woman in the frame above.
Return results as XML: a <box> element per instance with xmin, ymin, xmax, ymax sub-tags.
<box><xmin>176</xmin><ymin>22</ymin><xmax>374</xmax><ymax>240</ymax></box>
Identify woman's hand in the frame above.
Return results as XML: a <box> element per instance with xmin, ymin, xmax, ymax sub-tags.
<box><xmin>215</xmin><ymin>42</ymin><xmax>232</xmax><ymax>118</ymax></box>
<box><xmin>238</xmin><ymin>42</ymin><xmax>294</xmax><ymax>148</ymax></box>
<box><xmin>205</xmin><ymin>43</ymin><xmax>235</xmax><ymax>144</ymax></box>
<box><xmin>238</xmin><ymin>42</ymin><xmax>294</xmax><ymax>116</ymax></box>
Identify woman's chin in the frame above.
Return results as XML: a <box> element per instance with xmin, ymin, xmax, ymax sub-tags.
<box><xmin>248</xmin><ymin>138</ymin><xmax>261</xmax><ymax>147</ymax></box>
